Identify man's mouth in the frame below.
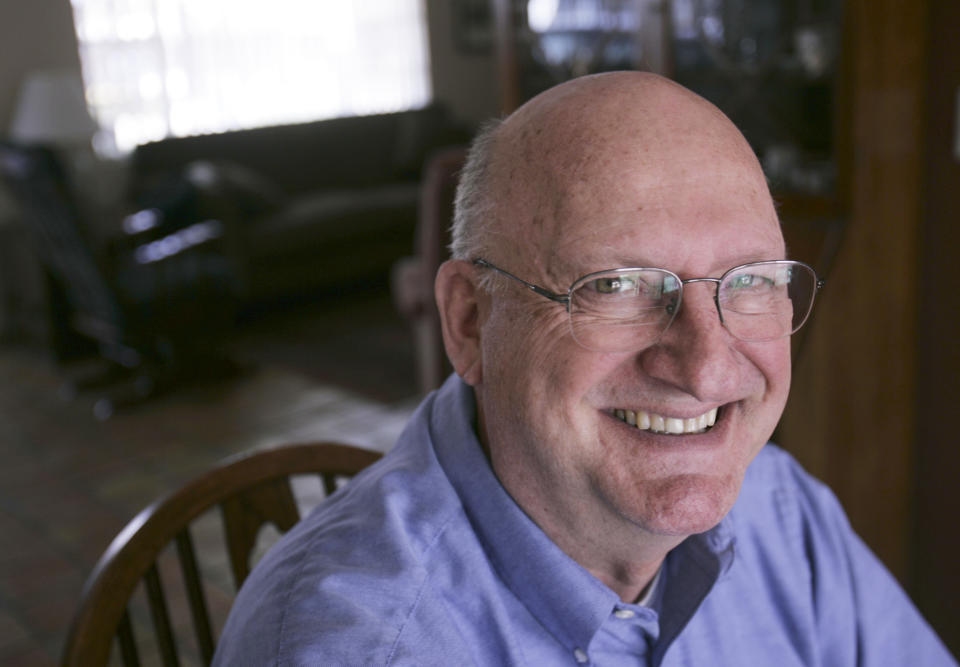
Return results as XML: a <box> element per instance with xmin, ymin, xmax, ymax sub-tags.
<box><xmin>613</xmin><ymin>407</ymin><xmax>719</xmax><ymax>435</ymax></box>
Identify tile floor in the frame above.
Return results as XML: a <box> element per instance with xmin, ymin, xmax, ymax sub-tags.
<box><xmin>0</xmin><ymin>297</ymin><xmax>421</xmax><ymax>665</ymax></box>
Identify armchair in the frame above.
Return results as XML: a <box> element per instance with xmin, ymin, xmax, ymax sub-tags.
<box><xmin>0</xmin><ymin>141</ymin><xmax>238</xmax><ymax>418</ymax></box>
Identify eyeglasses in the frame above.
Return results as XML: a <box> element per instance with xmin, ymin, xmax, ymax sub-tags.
<box><xmin>473</xmin><ymin>258</ymin><xmax>823</xmax><ymax>352</ymax></box>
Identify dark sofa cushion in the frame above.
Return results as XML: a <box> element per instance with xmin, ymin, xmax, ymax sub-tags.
<box><xmin>131</xmin><ymin>105</ymin><xmax>466</xmax><ymax>197</ymax></box>
<box><xmin>244</xmin><ymin>182</ymin><xmax>420</xmax><ymax>260</ymax></box>
<box><xmin>237</xmin><ymin>183</ymin><xmax>421</xmax><ymax>303</ymax></box>
<box><xmin>184</xmin><ymin>160</ymin><xmax>285</xmax><ymax>217</ymax></box>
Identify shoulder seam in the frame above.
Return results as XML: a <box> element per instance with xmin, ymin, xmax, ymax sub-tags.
<box><xmin>274</xmin><ymin>525</ymin><xmax>315</xmax><ymax>666</ymax></box>
<box><xmin>384</xmin><ymin>510</ymin><xmax>460</xmax><ymax>664</ymax></box>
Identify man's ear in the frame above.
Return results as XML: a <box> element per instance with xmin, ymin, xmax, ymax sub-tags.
<box><xmin>435</xmin><ymin>259</ymin><xmax>485</xmax><ymax>386</ymax></box>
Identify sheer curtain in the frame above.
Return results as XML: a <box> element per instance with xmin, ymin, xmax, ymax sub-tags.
<box><xmin>70</xmin><ymin>0</ymin><xmax>432</xmax><ymax>154</ymax></box>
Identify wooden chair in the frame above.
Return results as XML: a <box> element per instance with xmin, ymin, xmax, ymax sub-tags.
<box><xmin>61</xmin><ymin>442</ymin><xmax>382</xmax><ymax>666</ymax></box>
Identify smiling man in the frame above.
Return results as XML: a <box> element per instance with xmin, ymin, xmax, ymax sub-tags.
<box><xmin>214</xmin><ymin>73</ymin><xmax>955</xmax><ymax>665</ymax></box>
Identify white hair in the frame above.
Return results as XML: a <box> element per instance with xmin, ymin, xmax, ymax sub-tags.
<box><xmin>449</xmin><ymin>118</ymin><xmax>504</xmax><ymax>260</ymax></box>
<box><xmin>449</xmin><ymin>119</ymin><xmax>508</xmax><ymax>292</ymax></box>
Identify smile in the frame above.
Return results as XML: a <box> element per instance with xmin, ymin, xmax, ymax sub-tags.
<box><xmin>613</xmin><ymin>407</ymin><xmax>718</xmax><ymax>435</ymax></box>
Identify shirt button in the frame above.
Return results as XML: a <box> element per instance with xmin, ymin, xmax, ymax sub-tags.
<box><xmin>573</xmin><ymin>647</ymin><xmax>589</xmax><ymax>663</ymax></box>
<box><xmin>614</xmin><ymin>608</ymin><xmax>636</xmax><ymax>619</ymax></box>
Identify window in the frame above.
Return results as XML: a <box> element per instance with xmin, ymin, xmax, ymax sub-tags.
<box><xmin>70</xmin><ymin>0</ymin><xmax>432</xmax><ymax>154</ymax></box>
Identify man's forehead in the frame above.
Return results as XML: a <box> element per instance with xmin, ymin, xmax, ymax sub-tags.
<box><xmin>546</xmin><ymin>215</ymin><xmax>785</xmax><ymax>274</ymax></box>
<box><xmin>486</xmin><ymin>73</ymin><xmax>778</xmax><ymax>270</ymax></box>
<box><xmin>501</xmin><ymin>153</ymin><xmax>780</xmax><ymax>274</ymax></box>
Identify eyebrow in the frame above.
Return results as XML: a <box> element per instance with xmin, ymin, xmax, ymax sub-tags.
<box><xmin>557</xmin><ymin>252</ymin><xmax>790</xmax><ymax>282</ymax></box>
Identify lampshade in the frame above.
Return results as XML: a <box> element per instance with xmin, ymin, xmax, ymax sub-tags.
<box><xmin>9</xmin><ymin>69</ymin><xmax>97</xmax><ymax>146</ymax></box>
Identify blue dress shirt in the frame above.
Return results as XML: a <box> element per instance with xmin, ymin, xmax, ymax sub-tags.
<box><xmin>214</xmin><ymin>375</ymin><xmax>956</xmax><ymax>666</ymax></box>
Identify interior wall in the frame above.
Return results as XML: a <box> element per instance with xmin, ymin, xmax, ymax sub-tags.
<box><xmin>0</xmin><ymin>0</ymin><xmax>83</xmax><ymax>132</ymax></box>
<box><xmin>915</xmin><ymin>0</ymin><xmax>960</xmax><ymax>652</ymax></box>
<box><xmin>424</xmin><ymin>0</ymin><xmax>501</xmax><ymax>128</ymax></box>
<box><xmin>0</xmin><ymin>0</ymin><xmax>82</xmax><ymax>298</ymax></box>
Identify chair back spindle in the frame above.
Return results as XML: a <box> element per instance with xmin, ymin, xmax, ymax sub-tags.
<box><xmin>61</xmin><ymin>442</ymin><xmax>382</xmax><ymax>666</ymax></box>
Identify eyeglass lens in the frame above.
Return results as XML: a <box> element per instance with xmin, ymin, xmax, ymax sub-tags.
<box><xmin>568</xmin><ymin>262</ymin><xmax>817</xmax><ymax>352</ymax></box>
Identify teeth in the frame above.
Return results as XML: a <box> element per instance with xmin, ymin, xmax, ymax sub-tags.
<box><xmin>651</xmin><ymin>414</ymin><xmax>665</xmax><ymax>432</ymax></box>
<box><xmin>613</xmin><ymin>407</ymin><xmax>718</xmax><ymax>435</ymax></box>
<box><xmin>665</xmin><ymin>417</ymin><xmax>684</xmax><ymax>434</ymax></box>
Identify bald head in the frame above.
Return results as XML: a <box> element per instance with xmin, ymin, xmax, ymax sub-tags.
<box><xmin>451</xmin><ymin>72</ymin><xmax>775</xmax><ymax>272</ymax></box>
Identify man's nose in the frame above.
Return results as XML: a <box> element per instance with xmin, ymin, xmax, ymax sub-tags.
<box><xmin>639</xmin><ymin>283</ymin><xmax>741</xmax><ymax>401</ymax></box>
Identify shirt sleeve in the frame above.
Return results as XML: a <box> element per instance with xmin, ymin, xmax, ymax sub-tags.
<box><xmin>786</xmin><ymin>457</ymin><xmax>958</xmax><ymax>666</ymax></box>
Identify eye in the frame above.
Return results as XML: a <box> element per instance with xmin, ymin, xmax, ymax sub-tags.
<box><xmin>728</xmin><ymin>273</ymin><xmax>773</xmax><ymax>290</ymax></box>
<box><xmin>591</xmin><ymin>276</ymin><xmax>637</xmax><ymax>294</ymax></box>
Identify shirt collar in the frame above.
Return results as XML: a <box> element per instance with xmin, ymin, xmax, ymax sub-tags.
<box><xmin>429</xmin><ymin>375</ymin><xmax>735</xmax><ymax>656</ymax></box>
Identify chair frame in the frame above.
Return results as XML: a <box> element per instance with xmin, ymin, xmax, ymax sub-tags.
<box><xmin>391</xmin><ymin>146</ymin><xmax>466</xmax><ymax>394</ymax></box>
<box><xmin>61</xmin><ymin>442</ymin><xmax>382</xmax><ymax>666</ymax></box>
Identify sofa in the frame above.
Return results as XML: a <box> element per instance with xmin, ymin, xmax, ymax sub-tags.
<box><xmin>128</xmin><ymin>104</ymin><xmax>469</xmax><ymax>311</ymax></box>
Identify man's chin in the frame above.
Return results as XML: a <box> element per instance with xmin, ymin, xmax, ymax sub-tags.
<box><xmin>623</xmin><ymin>474</ymin><xmax>741</xmax><ymax>537</ymax></box>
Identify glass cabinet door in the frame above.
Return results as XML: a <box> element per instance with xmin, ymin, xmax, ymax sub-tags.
<box><xmin>507</xmin><ymin>0</ymin><xmax>843</xmax><ymax>199</ymax></box>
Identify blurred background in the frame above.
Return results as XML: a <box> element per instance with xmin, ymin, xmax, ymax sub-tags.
<box><xmin>0</xmin><ymin>0</ymin><xmax>956</xmax><ymax>663</ymax></box>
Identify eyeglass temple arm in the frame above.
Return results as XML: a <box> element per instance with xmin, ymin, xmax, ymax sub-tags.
<box><xmin>473</xmin><ymin>259</ymin><xmax>570</xmax><ymax>305</ymax></box>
